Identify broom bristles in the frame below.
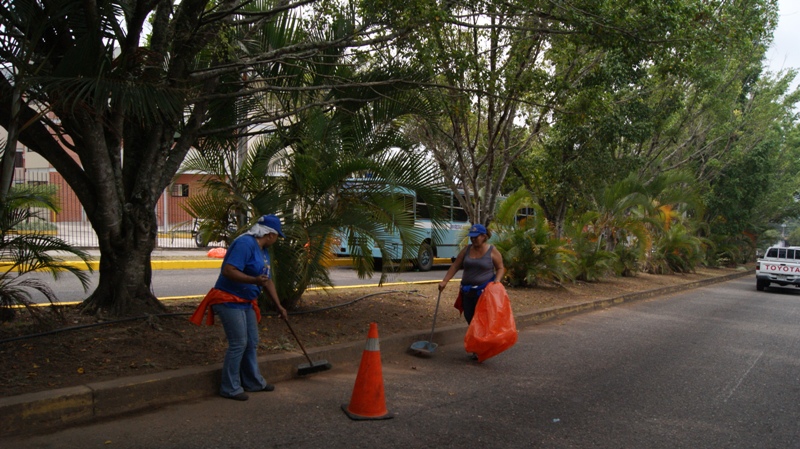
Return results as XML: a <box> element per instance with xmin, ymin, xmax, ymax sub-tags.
<box><xmin>297</xmin><ymin>360</ymin><xmax>332</xmax><ymax>376</ymax></box>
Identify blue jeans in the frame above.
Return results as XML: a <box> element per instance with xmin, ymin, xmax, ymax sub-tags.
<box><xmin>460</xmin><ymin>281</ymin><xmax>490</xmax><ymax>324</ymax></box>
<box><xmin>461</xmin><ymin>289</ymin><xmax>481</xmax><ymax>324</ymax></box>
<box><xmin>212</xmin><ymin>304</ymin><xmax>267</xmax><ymax>397</ymax></box>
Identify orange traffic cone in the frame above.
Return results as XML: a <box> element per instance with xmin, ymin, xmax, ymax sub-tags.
<box><xmin>341</xmin><ymin>322</ymin><xmax>393</xmax><ymax>420</ymax></box>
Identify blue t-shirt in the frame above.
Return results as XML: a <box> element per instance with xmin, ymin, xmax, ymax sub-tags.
<box><xmin>214</xmin><ymin>234</ymin><xmax>271</xmax><ymax>303</ymax></box>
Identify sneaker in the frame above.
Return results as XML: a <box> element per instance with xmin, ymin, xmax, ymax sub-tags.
<box><xmin>253</xmin><ymin>383</ymin><xmax>275</xmax><ymax>392</ymax></box>
<box><xmin>223</xmin><ymin>392</ymin><xmax>249</xmax><ymax>401</ymax></box>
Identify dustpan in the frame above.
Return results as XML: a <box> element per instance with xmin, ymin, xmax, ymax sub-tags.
<box><xmin>410</xmin><ymin>340</ymin><xmax>438</xmax><ymax>354</ymax></box>
<box><xmin>410</xmin><ymin>291</ymin><xmax>442</xmax><ymax>355</ymax></box>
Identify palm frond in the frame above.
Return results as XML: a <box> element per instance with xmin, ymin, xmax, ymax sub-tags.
<box><xmin>34</xmin><ymin>76</ymin><xmax>185</xmax><ymax>124</ymax></box>
<box><xmin>0</xmin><ymin>187</ymin><xmax>92</xmax><ymax>322</ymax></box>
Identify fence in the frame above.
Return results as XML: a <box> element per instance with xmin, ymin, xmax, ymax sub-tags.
<box><xmin>15</xmin><ymin>170</ymin><xmax>202</xmax><ymax>249</ymax></box>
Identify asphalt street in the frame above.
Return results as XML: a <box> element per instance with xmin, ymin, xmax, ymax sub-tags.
<box><xmin>4</xmin><ymin>276</ymin><xmax>799</xmax><ymax>448</ymax></box>
<box><xmin>30</xmin><ymin>264</ymin><xmax>454</xmax><ymax>303</ymax></box>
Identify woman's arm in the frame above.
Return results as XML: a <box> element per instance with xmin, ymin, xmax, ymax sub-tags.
<box><xmin>222</xmin><ymin>263</ymin><xmax>262</xmax><ymax>285</ymax></box>
<box><xmin>221</xmin><ymin>263</ymin><xmax>288</xmax><ymax>320</ymax></box>
<box><xmin>438</xmin><ymin>247</ymin><xmax>467</xmax><ymax>291</ymax></box>
<box><xmin>491</xmin><ymin>247</ymin><xmax>506</xmax><ymax>283</ymax></box>
<box><xmin>262</xmin><ymin>278</ymin><xmax>288</xmax><ymax>320</ymax></box>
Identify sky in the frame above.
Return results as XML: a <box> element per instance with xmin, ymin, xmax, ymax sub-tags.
<box><xmin>767</xmin><ymin>0</ymin><xmax>800</xmax><ymax>90</ymax></box>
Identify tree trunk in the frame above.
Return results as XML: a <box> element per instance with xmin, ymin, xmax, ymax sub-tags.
<box><xmin>80</xmin><ymin>207</ymin><xmax>165</xmax><ymax>316</ymax></box>
<box><xmin>0</xmin><ymin>83</ymin><xmax>22</xmax><ymax>200</ymax></box>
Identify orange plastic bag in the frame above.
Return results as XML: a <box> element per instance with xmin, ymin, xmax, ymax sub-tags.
<box><xmin>207</xmin><ymin>247</ymin><xmax>227</xmax><ymax>259</ymax></box>
<box><xmin>464</xmin><ymin>283</ymin><xmax>518</xmax><ymax>362</ymax></box>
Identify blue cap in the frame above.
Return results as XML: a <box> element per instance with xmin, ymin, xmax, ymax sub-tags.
<box><xmin>468</xmin><ymin>224</ymin><xmax>487</xmax><ymax>237</ymax></box>
<box><xmin>258</xmin><ymin>214</ymin><xmax>285</xmax><ymax>237</ymax></box>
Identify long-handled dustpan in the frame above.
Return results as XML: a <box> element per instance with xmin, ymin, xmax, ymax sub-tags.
<box><xmin>283</xmin><ymin>318</ymin><xmax>333</xmax><ymax>376</ymax></box>
<box><xmin>410</xmin><ymin>290</ymin><xmax>442</xmax><ymax>355</ymax></box>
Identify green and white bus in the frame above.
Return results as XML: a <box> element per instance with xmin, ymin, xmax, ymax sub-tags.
<box><xmin>333</xmin><ymin>187</ymin><xmax>471</xmax><ymax>271</ymax></box>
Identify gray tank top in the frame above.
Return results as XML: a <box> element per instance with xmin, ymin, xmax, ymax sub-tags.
<box><xmin>462</xmin><ymin>245</ymin><xmax>495</xmax><ymax>286</ymax></box>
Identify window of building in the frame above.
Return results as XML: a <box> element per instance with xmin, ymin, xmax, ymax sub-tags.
<box><xmin>171</xmin><ymin>184</ymin><xmax>189</xmax><ymax>197</ymax></box>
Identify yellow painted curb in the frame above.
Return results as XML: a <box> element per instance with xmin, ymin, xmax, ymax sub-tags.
<box><xmin>6</xmin><ymin>230</ymin><xmax>58</xmax><ymax>236</ymax></box>
<box><xmin>156</xmin><ymin>232</ymin><xmax>193</xmax><ymax>239</ymax></box>
<box><xmin>151</xmin><ymin>260</ymin><xmax>223</xmax><ymax>270</ymax></box>
<box><xmin>0</xmin><ymin>261</ymin><xmax>99</xmax><ymax>272</ymax></box>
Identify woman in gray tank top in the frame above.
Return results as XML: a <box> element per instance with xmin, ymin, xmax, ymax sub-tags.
<box><xmin>438</xmin><ymin>223</ymin><xmax>506</xmax><ymax>330</ymax></box>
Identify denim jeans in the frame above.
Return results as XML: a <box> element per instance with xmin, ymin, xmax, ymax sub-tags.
<box><xmin>212</xmin><ymin>304</ymin><xmax>267</xmax><ymax>397</ymax></box>
<box><xmin>461</xmin><ymin>289</ymin><xmax>481</xmax><ymax>324</ymax></box>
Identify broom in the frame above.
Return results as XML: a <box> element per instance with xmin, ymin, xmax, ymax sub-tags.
<box><xmin>283</xmin><ymin>318</ymin><xmax>333</xmax><ymax>376</ymax></box>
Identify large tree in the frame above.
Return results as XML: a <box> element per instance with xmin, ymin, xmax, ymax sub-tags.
<box><xmin>529</xmin><ymin>0</ymin><xmax>780</xmax><ymax>233</ymax></box>
<box><xmin>0</xmin><ymin>0</ymin><xmax>400</xmax><ymax>316</ymax></box>
<box><xmin>408</xmin><ymin>0</ymin><xmax>778</xmax><ymax>233</ymax></box>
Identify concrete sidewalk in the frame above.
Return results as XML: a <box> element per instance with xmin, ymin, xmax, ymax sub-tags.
<box><xmin>0</xmin><ymin>268</ymin><xmax>754</xmax><ymax>437</ymax></box>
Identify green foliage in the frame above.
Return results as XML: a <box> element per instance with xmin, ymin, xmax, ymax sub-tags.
<box><xmin>12</xmin><ymin>220</ymin><xmax>58</xmax><ymax>232</ymax></box>
<box><xmin>613</xmin><ymin>244</ymin><xmax>640</xmax><ymax>277</ymax></box>
<box><xmin>180</xmin><ymin>136</ymin><xmax>252</xmax><ymax>247</ymax></box>
<box><xmin>0</xmin><ymin>186</ymin><xmax>91</xmax><ymax>323</ymax></box>
<box><xmin>705</xmin><ymin>233</ymin><xmax>752</xmax><ymax>267</ymax></box>
<box><xmin>562</xmin><ymin>211</ymin><xmax>616</xmax><ymax>282</ymax></box>
<box><xmin>252</xmin><ymin>112</ymin><xmax>447</xmax><ymax>309</ymax></box>
<box><xmin>182</xmin><ymin>52</ymin><xmax>442</xmax><ymax>309</ymax></box>
<box><xmin>2</xmin><ymin>0</ymin><xmax>793</xmax><ymax>316</ymax></box>
<box><xmin>787</xmin><ymin>224</ymin><xmax>800</xmax><ymax>246</ymax></box>
<box><xmin>492</xmin><ymin>191</ymin><xmax>574</xmax><ymax>287</ymax></box>
<box><xmin>759</xmin><ymin>229</ymin><xmax>782</xmax><ymax>249</ymax></box>
<box><xmin>644</xmin><ymin>223</ymin><xmax>708</xmax><ymax>274</ymax></box>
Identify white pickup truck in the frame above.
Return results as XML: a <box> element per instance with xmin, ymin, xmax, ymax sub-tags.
<box><xmin>756</xmin><ymin>246</ymin><xmax>800</xmax><ymax>291</ymax></box>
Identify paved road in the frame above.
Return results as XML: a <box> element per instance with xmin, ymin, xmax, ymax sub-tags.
<box><xmin>29</xmin><ymin>265</ymin><xmax>454</xmax><ymax>303</ymax></box>
<box><xmin>5</xmin><ymin>277</ymin><xmax>800</xmax><ymax>448</ymax></box>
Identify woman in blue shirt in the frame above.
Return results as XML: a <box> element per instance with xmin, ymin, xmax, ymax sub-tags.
<box><xmin>191</xmin><ymin>214</ymin><xmax>288</xmax><ymax>401</ymax></box>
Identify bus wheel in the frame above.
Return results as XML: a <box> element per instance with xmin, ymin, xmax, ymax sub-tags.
<box><xmin>415</xmin><ymin>243</ymin><xmax>434</xmax><ymax>272</ymax></box>
<box><xmin>194</xmin><ymin>233</ymin><xmax>207</xmax><ymax>248</ymax></box>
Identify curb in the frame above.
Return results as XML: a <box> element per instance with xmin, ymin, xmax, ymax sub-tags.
<box><xmin>0</xmin><ymin>269</ymin><xmax>754</xmax><ymax>437</ymax></box>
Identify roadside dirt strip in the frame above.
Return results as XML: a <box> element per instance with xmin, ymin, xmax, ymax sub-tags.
<box><xmin>0</xmin><ymin>269</ymin><xmax>753</xmax><ymax>437</ymax></box>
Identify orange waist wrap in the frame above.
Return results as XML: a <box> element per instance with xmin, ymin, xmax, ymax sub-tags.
<box><xmin>189</xmin><ymin>288</ymin><xmax>262</xmax><ymax>326</ymax></box>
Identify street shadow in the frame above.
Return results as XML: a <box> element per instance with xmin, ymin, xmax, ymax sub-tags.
<box><xmin>762</xmin><ymin>285</ymin><xmax>800</xmax><ymax>296</ymax></box>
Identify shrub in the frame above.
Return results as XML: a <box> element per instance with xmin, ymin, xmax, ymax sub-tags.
<box><xmin>492</xmin><ymin>195</ymin><xmax>574</xmax><ymax>287</ymax></box>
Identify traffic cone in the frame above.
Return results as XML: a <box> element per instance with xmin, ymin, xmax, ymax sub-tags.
<box><xmin>341</xmin><ymin>322</ymin><xmax>393</xmax><ymax>420</ymax></box>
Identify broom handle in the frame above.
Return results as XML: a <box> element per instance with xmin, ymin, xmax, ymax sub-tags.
<box><xmin>257</xmin><ymin>284</ymin><xmax>315</xmax><ymax>365</ymax></box>
<box><xmin>428</xmin><ymin>290</ymin><xmax>441</xmax><ymax>342</ymax></box>
<box><xmin>283</xmin><ymin>318</ymin><xmax>315</xmax><ymax>365</ymax></box>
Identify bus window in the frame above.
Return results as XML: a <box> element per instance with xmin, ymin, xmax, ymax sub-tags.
<box><xmin>452</xmin><ymin>205</ymin><xmax>468</xmax><ymax>223</ymax></box>
<box><xmin>516</xmin><ymin>207</ymin><xmax>535</xmax><ymax>223</ymax></box>
<box><xmin>402</xmin><ymin>195</ymin><xmax>414</xmax><ymax>214</ymax></box>
<box><xmin>416</xmin><ymin>194</ymin><xmax>430</xmax><ymax>220</ymax></box>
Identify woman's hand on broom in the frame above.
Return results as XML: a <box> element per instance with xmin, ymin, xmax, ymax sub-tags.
<box><xmin>276</xmin><ymin>305</ymin><xmax>288</xmax><ymax>321</ymax></box>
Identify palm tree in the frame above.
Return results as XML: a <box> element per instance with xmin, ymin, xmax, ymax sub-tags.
<box><xmin>637</xmin><ymin>172</ymin><xmax>709</xmax><ymax>273</ymax></box>
<box><xmin>589</xmin><ymin>175</ymin><xmax>653</xmax><ymax>276</ymax></box>
<box><xmin>177</xmin><ymin>2</ymin><xmax>451</xmax><ymax>310</ymax></box>
<box><xmin>183</xmin><ymin>81</ymin><xmax>446</xmax><ymax>310</ymax></box>
<box><xmin>0</xmin><ymin>185</ymin><xmax>92</xmax><ymax>323</ymax></box>
<box><xmin>562</xmin><ymin>210</ymin><xmax>617</xmax><ymax>282</ymax></box>
<box><xmin>492</xmin><ymin>188</ymin><xmax>575</xmax><ymax>287</ymax></box>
